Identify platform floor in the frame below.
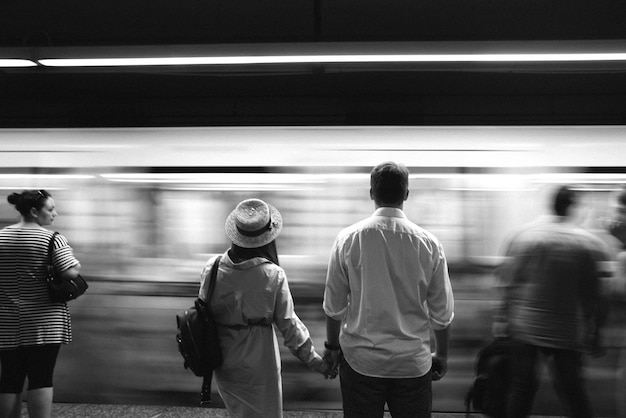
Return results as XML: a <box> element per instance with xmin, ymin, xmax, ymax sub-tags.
<box><xmin>17</xmin><ymin>403</ymin><xmax>576</xmax><ymax>418</ymax></box>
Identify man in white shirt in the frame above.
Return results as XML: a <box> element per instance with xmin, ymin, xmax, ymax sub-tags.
<box><xmin>323</xmin><ymin>161</ymin><xmax>454</xmax><ymax>418</ymax></box>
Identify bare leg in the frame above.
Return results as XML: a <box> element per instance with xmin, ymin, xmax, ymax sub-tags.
<box><xmin>25</xmin><ymin>388</ymin><xmax>53</xmax><ymax>418</ymax></box>
<box><xmin>0</xmin><ymin>393</ymin><xmax>23</xmax><ymax>418</ymax></box>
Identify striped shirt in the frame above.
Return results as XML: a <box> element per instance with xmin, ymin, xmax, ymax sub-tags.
<box><xmin>0</xmin><ymin>225</ymin><xmax>79</xmax><ymax>349</ymax></box>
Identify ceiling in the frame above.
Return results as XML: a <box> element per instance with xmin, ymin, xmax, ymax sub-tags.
<box><xmin>2</xmin><ymin>0</ymin><xmax>626</xmax><ymax>127</ymax></box>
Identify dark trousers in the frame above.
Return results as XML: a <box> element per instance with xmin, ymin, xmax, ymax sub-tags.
<box><xmin>0</xmin><ymin>344</ymin><xmax>61</xmax><ymax>393</ymax></box>
<box><xmin>507</xmin><ymin>340</ymin><xmax>592</xmax><ymax>418</ymax></box>
<box><xmin>339</xmin><ymin>355</ymin><xmax>432</xmax><ymax>418</ymax></box>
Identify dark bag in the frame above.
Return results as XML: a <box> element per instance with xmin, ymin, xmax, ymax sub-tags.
<box><xmin>176</xmin><ymin>256</ymin><xmax>223</xmax><ymax>378</ymax></box>
<box><xmin>46</xmin><ymin>232</ymin><xmax>88</xmax><ymax>303</ymax></box>
<box><xmin>464</xmin><ymin>337</ymin><xmax>511</xmax><ymax>418</ymax></box>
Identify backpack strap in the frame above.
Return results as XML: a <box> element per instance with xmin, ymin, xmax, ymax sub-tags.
<box><xmin>205</xmin><ymin>255</ymin><xmax>222</xmax><ymax>308</ymax></box>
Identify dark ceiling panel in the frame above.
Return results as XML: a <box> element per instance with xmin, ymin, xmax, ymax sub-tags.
<box><xmin>2</xmin><ymin>0</ymin><xmax>626</xmax><ymax>46</ymax></box>
<box><xmin>1</xmin><ymin>0</ymin><xmax>626</xmax><ymax>127</ymax></box>
<box><xmin>217</xmin><ymin>0</ymin><xmax>315</xmax><ymax>42</ymax></box>
<box><xmin>2</xmin><ymin>69</ymin><xmax>626</xmax><ymax>127</ymax></box>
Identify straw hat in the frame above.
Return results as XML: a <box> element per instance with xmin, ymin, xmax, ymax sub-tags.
<box><xmin>225</xmin><ymin>199</ymin><xmax>283</xmax><ymax>248</ymax></box>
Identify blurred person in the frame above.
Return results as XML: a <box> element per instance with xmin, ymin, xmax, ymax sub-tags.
<box><xmin>496</xmin><ymin>185</ymin><xmax>610</xmax><ymax>418</ymax></box>
<box><xmin>607</xmin><ymin>186</ymin><xmax>626</xmax><ymax>288</ymax></box>
<box><xmin>606</xmin><ymin>186</ymin><xmax>626</xmax><ymax>418</ymax></box>
<box><xmin>323</xmin><ymin>161</ymin><xmax>455</xmax><ymax>418</ymax></box>
<box><xmin>0</xmin><ymin>190</ymin><xmax>81</xmax><ymax>418</ymax></box>
<box><xmin>198</xmin><ymin>198</ymin><xmax>329</xmax><ymax>418</ymax></box>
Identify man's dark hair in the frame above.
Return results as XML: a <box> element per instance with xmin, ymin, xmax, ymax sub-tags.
<box><xmin>553</xmin><ymin>185</ymin><xmax>577</xmax><ymax>217</ymax></box>
<box><xmin>370</xmin><ymin>162</ymin><xmax>409</xmax><ymax>206</ymax></box>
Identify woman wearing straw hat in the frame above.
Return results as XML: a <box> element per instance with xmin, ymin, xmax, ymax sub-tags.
<box><xmin>198</xmin><ymin>198</ymin><xmax>329</xmax><ymax>418</ymax></box>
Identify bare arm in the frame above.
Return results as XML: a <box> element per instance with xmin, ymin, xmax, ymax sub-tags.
<box><xmin>431</xmin><ymin>326</ymin><xmax>450</xmax><ymax>381</ymax></box>
<box><xmin>57</xmin><ymin>264</ymin><xmax>81</xmax><ymax>281</ymax></box>
<box><xmin>326</xmin><ymin>316</ymin><xmax>341</xmax><ymax>347</ymax></box>
<box><xmin>323</xmin><ymin>316</ymin><xmax>342</xmax><ymax>379</ymax></box>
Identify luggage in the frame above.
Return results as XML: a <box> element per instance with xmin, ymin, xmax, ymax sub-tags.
<box><xmin>464</xmin><ymin>337</ymin><xmax>511</xmax><ymax>418</ymax></box>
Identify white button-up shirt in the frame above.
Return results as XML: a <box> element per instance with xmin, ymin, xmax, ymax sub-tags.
<box><xmin>323</xmin><ymin>207</ymin><xmax>454</xmax><ymax>378</ymax></box>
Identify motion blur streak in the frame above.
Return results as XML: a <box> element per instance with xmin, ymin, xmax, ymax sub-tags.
<box><xmin>0</xmin><ymin>126</ymin><xmax>624</xmax><ymax>415</ymax></box>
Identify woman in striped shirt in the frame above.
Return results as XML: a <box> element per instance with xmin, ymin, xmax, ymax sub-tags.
<box><xmin>0</xmin><ymin>190</ymin><xmax>81</xmax><ymax>418</ymax></box>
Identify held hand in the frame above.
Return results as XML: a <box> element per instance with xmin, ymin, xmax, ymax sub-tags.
<box><xmin>309</xmin><ymin>356</ymin><xmax>333</xmax><ymax>378</ymax></box>
<box><xmin>430</xmin><ymin>354</ymin><xmax>448</xmax><ymax>381</ymax></box>
<box><xmin>322</xmin><ymin>349</ymin><xmax>340</xmax><ymax>379</ymax></box>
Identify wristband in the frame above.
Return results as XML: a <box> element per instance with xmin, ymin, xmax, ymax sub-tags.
<box><xmin>324</xmin><ymin>341</ymin><xmax>340</xmax><ymax>351</ymax></box>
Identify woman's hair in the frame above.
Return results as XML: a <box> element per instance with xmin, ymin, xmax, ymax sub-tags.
<box><xmin>7</xmin><ymin>190</ymin><xmax>52</xmax><ymax>218</ymax></box>
<box><xmin>229</xmin><ymin>241</ymin><xmax>279</xmax><ymax>266</ymax></box>
<box><xmin>370</xmin><ymin>162</ymin><xmax>409</xmax><ymax>206</ymax></box>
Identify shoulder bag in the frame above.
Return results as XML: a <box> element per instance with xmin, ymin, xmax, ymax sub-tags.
<box><xmin>47</xmin><ymin>232</ymin><xmax>89</xmax><ymax>303</ymax></box>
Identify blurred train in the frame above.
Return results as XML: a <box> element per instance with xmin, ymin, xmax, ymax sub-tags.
<box><xmin>0</xmin><ymin>126</ymin><xmax>625</xmax><ymax>415</ymax></box>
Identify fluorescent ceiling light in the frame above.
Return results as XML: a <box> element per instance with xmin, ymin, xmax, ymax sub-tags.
<box><xmin>0</xmin><ymin>174</ymin><xmax>94</xmax><ymax>180</ymax></box>
<box><xmin>100</xmin><ymin>172</ymin><xmax>324</xmax><ymax>184</ymax></box>
<box><xmin>37</xmin><ymin>53</ymin><xmax>626</xmax><ymax>67</ymax></box>
<box><xmin>31</xmin><ymin>40</ymin><xmax>626</xmax><ymax>67</ymax></box>
<box><xmin>0</xmin><ymin>59</ymin><xmax>37</xmax><ymax>67</ymax></box>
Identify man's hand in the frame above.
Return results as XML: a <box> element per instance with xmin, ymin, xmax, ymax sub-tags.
<box><xmin>322</xmin><ymin>349</ymin><xmax>340</xmax><ymax>379</ymax></box>
<box><xmin>585</xmin><ymin>330</ymin><xmax>607</xmax><ymax>358</ymax></box>
<box><xmin>430</xmin><ymin>354</ymin><xmax>448</xmax><ymax>381</ymax></box>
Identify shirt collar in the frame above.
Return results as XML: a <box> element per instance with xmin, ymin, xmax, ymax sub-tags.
<box><xmin>373</xmin><ymin>207</ymin><xmax>407</xmax><ymax>219</ymax></box>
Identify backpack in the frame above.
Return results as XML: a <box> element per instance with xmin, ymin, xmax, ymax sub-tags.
<box><xmin>176</xmin><ymin>256</ymin><xmax>223</xmax><ymax>377</ymax></box>
<box><xmin>464</xmin><ymin>337</ymin><xmax>511</xmax><ymax>418</ymax></box>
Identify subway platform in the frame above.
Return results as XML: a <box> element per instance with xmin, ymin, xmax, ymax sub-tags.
<box><xmin>19</xmin><ymin>404</ymin><xmax>571</xmax><ymax>418</ymax></box>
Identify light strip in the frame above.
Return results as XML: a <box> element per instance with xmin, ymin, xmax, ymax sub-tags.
<box><xmin>0</xmin><ymin>174</ymin><xmax>94</xmax><ymax>180</ymax></box>
<box><xmin>0</xmin><ymin>59</ymin><xmax>37</xmax><ymax>68</ymax></box>
<box><xmin>37</xmin><ymin>53</ymin><xmax>626</xmax><ymax>67</ymax></box>
<box><xmin>100</xmin><ymin>172</ymin><xmax>324</xmax><ymax>184</ymax></box>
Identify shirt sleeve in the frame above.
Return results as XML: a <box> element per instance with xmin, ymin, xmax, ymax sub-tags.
<box><xmin>590</xmin><ymin>236</ymin><xmax>613</xmax><ymax>279</ymax></box>
<box><xmin>323</xmin><ymin>237</ymin><xmax>350</xmax><ymax>320</ymax></box>
<box><xmin>273</xmin><ymin>269</ymin><xmax>312</xmax><ymax>351</ymax></box>
<box><xmin>494</xmin><ymin>236</ymin><xmax>519</xmax><ymax>321</ymax></box>
<box><xmin>273</xmin><ymin>269</ymin><xmax>323</xmax><ymax>367</ymax></box>
<box><xmin>426</xmin><ymin>241</ymin><xmax>454</xmax><ymax>330</ymax></box>
<box><xmin>52</xmin><ymin>233</ymin><xmax>80</xmax><ymax>273</ymax></box>
<box><xmin>583</xmin><ymin>235</ymin><xmax>613</xmax><ymax>327</ymax></box>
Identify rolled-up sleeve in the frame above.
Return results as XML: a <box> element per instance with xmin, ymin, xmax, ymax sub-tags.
<box><xmin>427</xmin><ymin>243</ymin><xmax>454</xmax><ymax>330</ymax></box>
<box><xmin>323</xmin><ymin>238</ymin><xmax>350</xmax><ymax>320</ymax></box>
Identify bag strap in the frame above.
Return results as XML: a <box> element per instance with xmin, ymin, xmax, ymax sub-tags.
<box><xmin>205</xmin><ymin>255</ymin><xmax>222</xmax><ymax>306</ymax></box>
<box><xmin>47</xmin><ymin>232</ymin><xmax>59</xmax><ymax>268</ymax></box>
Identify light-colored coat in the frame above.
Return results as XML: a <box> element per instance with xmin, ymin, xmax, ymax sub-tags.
<box><xmin>199</xmin><ymin>252</ymin><xmax>314</xmax><ymax>418</ymax></box>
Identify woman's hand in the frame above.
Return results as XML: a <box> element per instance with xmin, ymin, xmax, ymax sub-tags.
<box><xmin>308</xmin><ymin>355</ymin><xmax>333</xmax><ymax>378</ymax></box>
